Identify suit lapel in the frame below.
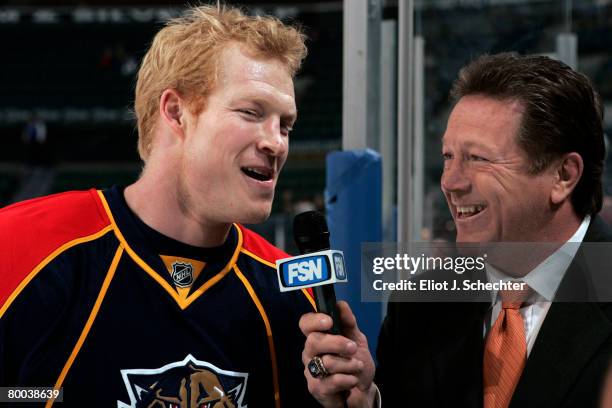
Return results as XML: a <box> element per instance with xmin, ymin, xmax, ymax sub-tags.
<box><xmin>511</xmin><ymin>302</ymin><xmax>612</xmax><ymax>407</ymax></box>
<box><xmin>511</xmin><ymin>216</ymin><xmax>612</xmax><ymax>407</ymax></box>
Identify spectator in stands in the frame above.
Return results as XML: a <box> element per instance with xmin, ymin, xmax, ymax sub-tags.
<box><xmin>22</xmin><ymin>113</ymin><xmax>48</xmax><ymax>167</ymax></box>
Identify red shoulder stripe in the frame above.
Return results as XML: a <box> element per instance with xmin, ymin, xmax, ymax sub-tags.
<box><xmin>0</xmin><ymin>189</ymin><xmax>111</xmax><ymax>308</ymax></box>
<box><xmin>239</xmin><ymin>224</ymin><xmax>290</xmax><ymax>263</ymax></box>
<box><xmin>237</xmin><ymin>224</ymin><xmax>314</xmax><ymax>299</ymax></box>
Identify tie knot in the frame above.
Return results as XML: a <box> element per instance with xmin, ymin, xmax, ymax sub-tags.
<box><xmin>499</xmin><ymin>283</ymin><xmax>531</xmax><ymax>309</ymax></box>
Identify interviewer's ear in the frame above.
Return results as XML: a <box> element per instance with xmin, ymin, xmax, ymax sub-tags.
<box><xmin>159</xmin><ymin>89</ymin><xmax>186</xmax><ymax>135</ymax></box>
<box><xmin>551</xmin><ymin>152</ymin><xmax>583</xmax><ymax>205</ymax></box>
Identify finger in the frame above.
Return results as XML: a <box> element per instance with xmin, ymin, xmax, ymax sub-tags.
<box><xmin>304</xmin><ymin>368</ymin><xmax>345</xmax><ymax>407</ymax></box>
<box><xmin>299</xmin><ymin>312</ymin><xmax>334</xmax><ymax>336</ymax></box>
<box><xmin>315</xmin><ymin>373</ymin><xmax>361</xmax><ymax>394</ymax></box>
<box><xmin>304</xmin><ymin>367</ymin><xmax>360</xmax><ymax>398</ymax></box>
<box><xmin>320</xmin><ymin>354</ymin><xmax>364</xmax><ymax>376</ymax></box>
<box><xmin>304</xmin><ymin>332</ymin><xmax>358</xmax><ymax>361</ymax></box>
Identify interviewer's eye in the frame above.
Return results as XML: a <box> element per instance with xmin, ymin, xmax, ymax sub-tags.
<box><xmin>469</xmin><ymin>154</ymin><xmax>488</xmax><ymax>162</ymax></box>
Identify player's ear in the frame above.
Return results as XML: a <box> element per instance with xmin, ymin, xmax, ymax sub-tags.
<box><xmin>159</xmin><ymin>89</ymin><xmax>187</xmax><ymax>136</ymax></box>
<box><xmin>550</xmin><ymin>152</ymin><xmax>583</xmax><ymax>205</ymax></box>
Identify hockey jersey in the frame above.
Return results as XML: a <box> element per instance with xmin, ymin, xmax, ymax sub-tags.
<box><xmin>0</xmin><ymin>186</ymin><xmax>317</xmax><ymax>407</ymax></box>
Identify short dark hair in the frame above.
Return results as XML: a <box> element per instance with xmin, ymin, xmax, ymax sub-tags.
<box><xmin>450</xmin><ymin>52</ymin><xmax>604</xmax><ymax>217</ymax></box>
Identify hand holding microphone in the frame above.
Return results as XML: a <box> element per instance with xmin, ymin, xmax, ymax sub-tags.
<box><xmin>276</xmin><ymin>211</ymin><xmax>376</xmax><ymax>408</ymax></box>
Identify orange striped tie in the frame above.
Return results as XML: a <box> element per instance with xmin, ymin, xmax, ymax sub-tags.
<box><xmin>483</xmin><ymin>287</ymin><xmax>531</xmax><ymax>408</ymax></box>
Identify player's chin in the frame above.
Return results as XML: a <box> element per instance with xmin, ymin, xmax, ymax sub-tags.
<box><xmin>238</xmin><ymin>203</ymin><xmax>273</xmax><ymax>225</ymax></box>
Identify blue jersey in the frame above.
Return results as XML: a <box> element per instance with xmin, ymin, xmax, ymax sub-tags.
<box><xmin>0</xmin><ymin>186</ymin><xmax>317</xmax><ymax>407</ymax></box>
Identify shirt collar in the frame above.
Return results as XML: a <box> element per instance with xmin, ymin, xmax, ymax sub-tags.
<box><xmin>486</xmin><ymin>215</ymin><xmax>591</xmax><ymax>302</ymax></box>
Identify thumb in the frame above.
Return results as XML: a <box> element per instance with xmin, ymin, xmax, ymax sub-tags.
<box><xmin>336</xmin><ymin>301</ymin><xmax>364</xmax><ymax>343</ymax></box>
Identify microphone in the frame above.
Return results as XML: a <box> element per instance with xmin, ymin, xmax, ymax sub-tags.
<box><xmin>275</xmin><ymin>211</ymin><xmax>347</xmax><ymax>334</ymax></box>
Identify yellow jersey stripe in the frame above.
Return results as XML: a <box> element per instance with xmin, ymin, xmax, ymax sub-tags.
<box><xmin>47</xmin><ymin>245</ymin><xmax>123</xmax><ymax>407</ymax></box>
<box><xmin>96</xmin><ymin>191</ymin><xmax>242</xmax><ymax>310</ymax></box>
<box><xmin>241</xmin><ymin>248</ymin><xmax>316</xmax><ymax>311</ymax></box>
<box><xmin>234</xmin><ymin>264</ymin><xmax>281</xmax><ymax>408</ymax></box>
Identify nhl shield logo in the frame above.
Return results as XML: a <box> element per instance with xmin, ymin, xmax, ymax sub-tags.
<box><xmin>172</xmin><ymin>262</ymin><xmax>194</xmax><ymax>288</ymax></box>
<box><xmin>118</xmin><ymin>354</ymin><xmax>249</xmax><ymax>408</ymax></box>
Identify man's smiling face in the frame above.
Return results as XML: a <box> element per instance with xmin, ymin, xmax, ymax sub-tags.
<box><xmin>441</xmin><ymin>95</ymin><xmax>556</xmax><ymax>243</ymax></box>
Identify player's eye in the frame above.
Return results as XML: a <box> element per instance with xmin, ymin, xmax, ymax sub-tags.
<box><xmin>281</xmin><ymin>122</ymin><xmax>293</xmax><ymax>136</ymax></box>
<box><xmin>238</xmin><ymin>109</ymin><xmax>260</xmax><ymax>118</ymax></box>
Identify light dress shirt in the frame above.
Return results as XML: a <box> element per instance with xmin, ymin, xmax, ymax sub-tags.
<box><xmin>485</xmin><ymin>216</ymin><xmax>591</xmax><ymax>355</ymax></box>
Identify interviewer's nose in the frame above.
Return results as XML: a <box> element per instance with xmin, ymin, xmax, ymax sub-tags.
<box><xmin>441</xmin><ymin>161</ymin><xmax>471</xmax><ymax>193</ymax></box>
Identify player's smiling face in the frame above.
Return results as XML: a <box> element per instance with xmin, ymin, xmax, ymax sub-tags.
<box><xmin>178</xmin><ymin>44</ymin><xmax>296</xmax><ymax>225</ymax></box>
<box><xmin>440</xmin><ymin>95</ymin><xmax>555</xmax><ymax>243</ymax></box>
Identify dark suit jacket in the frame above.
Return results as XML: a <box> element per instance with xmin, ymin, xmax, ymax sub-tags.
<box><xmin>375</xmin><ymin>216</ymin><xmax>612</xmax><ymax>407</ymax></box>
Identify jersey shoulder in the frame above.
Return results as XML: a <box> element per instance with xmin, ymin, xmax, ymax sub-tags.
<box><xmin>0</xmin><ymin>189</ymin><xmax>111</xmax><ymax>306</ymax></box>
<box><xmin>237</xmin><ymin>224</ymin><xmax>315</xmax><ymax>305</ymax></box>
<box><xmin>238</xmin><ymin>224</ymin><xmax>290</xmax><ymax>265</ymax></box>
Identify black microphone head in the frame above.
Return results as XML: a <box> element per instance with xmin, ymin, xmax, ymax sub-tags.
<box><xmin>293</xmin><ymin>211</ymin><xmax>330</xmax><ymax>254</ymax></box>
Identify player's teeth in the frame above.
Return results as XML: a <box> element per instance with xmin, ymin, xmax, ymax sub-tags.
<box><xmin>246</xmin><ymin>167</ymin><xmax>265</xmax><ymax>176</ymax></box>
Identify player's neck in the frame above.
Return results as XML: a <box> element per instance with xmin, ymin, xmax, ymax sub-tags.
<box><xmin>124</xmin><ymin>175</ymin><xmax>231</xmax><ymax>249</ymax></box>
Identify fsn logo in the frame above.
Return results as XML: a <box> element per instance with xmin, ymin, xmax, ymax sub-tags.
<box><xmin>288</xmin><ymin>258</ymin><xmax>323</xmax><ymax>284</ymax></box>
<box><xmin>283</xmin><ymin>255</ymin><xmax>330</xmax><ymax>287</ymax></box>
<box><xmin>276</xmin><ymin>250</ymin><xmax>346</xmax><ymax>292</ymax></box>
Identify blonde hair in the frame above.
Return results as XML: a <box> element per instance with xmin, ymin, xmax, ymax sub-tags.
<box><xmin>134</xmin><ymin>4</ymin><xmax>307</xmax><ymax>160</ymax></box>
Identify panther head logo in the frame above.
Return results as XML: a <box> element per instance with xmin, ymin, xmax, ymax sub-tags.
<box><xmin>118</xmin><ymin>355</ymin><xmax>248</xmax><ymax>408</ymax></box>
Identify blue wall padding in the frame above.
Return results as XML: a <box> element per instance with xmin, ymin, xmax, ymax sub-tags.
<box><xmin>325</xmin><ymin>149</ymin><xmax>382</xmax><ymax>357</ymax></box>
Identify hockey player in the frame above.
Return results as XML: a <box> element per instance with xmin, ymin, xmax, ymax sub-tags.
<box><xmin>0</xmin><ymin>5</ymin><xmax>317</xmax><ymax>407</ymax></box>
